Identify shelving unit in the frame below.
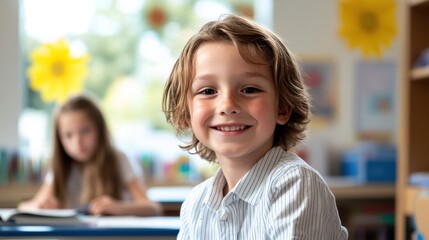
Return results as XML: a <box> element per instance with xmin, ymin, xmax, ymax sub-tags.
<box><xmin>330</xmin><ymin>184</ymin><xmax>395</xmax><ymax>200</ymax></box>
<box><xmin>0</xmin><ymin>184</ymin><xmax>38</xmax><ymax>208</ymax></box>
<box><xmin>411</xmin><ymin>66</ymin><xmax>429</xmax><ymax>80</ymax></box>
<box><xmin>396</xmin><ymin>0</ymin><xmax>429</xmax><ymax>239</ymax></box>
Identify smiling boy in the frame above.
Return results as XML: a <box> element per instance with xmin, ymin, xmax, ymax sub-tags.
<box><xmin>163</xmin><ymin>14</ymin><xmax>348</xmax><ymax>240</ymax></box>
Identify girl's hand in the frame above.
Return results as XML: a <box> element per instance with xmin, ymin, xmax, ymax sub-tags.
<box><xmin>20</xmin><ymin>197</ymin><xmax>61</xmax><ymax>210</ymax></box>
<box><xmin>40</xmin><ymin>197</ymin><xmax>61</xmax><ymax>209</ymax></box>
<box><xmin>18</xmin><ymin>201</ymin><xmax>40</xmax><ymax>211</ymax></box>
<box><xmin>89</xmin><ymin>195</ymin><xmax>122</xmax><ymax>215</ymax></box>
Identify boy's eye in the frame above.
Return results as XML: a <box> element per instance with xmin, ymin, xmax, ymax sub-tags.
<box><xmin>242</xmin><ymin>87</ymin><xmax>261</xmax><ymax>94</ymax></box>
<box><xmin>198</xmin><ymin>88</ymin><xmax>217</xmax><ymax>95</ymax></box>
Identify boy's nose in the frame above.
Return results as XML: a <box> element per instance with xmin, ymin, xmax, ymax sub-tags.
<box><xmin>219</xmin><ymin>92</ymin><xmax>240</xmax><ymax>115</ymax></box>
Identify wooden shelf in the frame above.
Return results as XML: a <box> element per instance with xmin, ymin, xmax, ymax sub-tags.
<box><xmin>409</xmin><ymin>0</ymin><xmax>429</xmax><ymax>7</ymax></box>
<box><xmin>330</xmin><ymin>184</ymin><xmax>395</xmax><ymax>200</ymax></box>
<box><xmin>397</xmin><ymin>0</ymin><xmax>429</xmax><ymax>238</ymax></box>
<box><xmin>148</xmin><ymin>180</ymin><xmax>198</xmax><ymax>187</ymax></box>
<box><xmin>404</xmin><ymin>186</ymin><xmax>424</xmax><ymax>215</ymax></box>
<box><xmin>0</xmin><ymin>184</ymin><xmax>39</xmax><ymax>207</ymax></box>
<box><xmin>411</xmin><ymin>66</ymin><xmax>429</xmax><ymax>80</ymax></box>
<box><xmin>0</xmin><ymin>181</ymin><xmax>197</xmax><ymax>208</ymax></box>
<box><xmin>0</xmin><ymin>183</ymin><xmax>396</xmax><ymax>206</ymax></box>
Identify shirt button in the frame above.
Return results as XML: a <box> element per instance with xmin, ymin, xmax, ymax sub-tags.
<box><xmin>220</xmin><ymin>211</ymin><xmax>228</xmax><ymax>221</ymax></box>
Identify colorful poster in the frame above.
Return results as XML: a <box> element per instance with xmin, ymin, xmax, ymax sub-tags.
<box><xmin>355</xmin><ymin>61</ymin><xmax>396</xmax><ymax>140</ymax></box>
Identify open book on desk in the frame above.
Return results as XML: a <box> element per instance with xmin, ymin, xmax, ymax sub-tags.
<box><xmin>92</xmin><ymin>216</ymin><xmax>180</xmax><ymax>229</ymax></box>
<box><xmin>0</xmin><ymin>208</ymin><xmax>85</xmax><ymax>225</ymax></box>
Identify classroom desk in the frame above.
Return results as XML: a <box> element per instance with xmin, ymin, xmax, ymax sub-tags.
<box><xmin>0</xmin><ymin>216</ymin><xmax>180</xmax><ymax>240</ymax></box>
<box><xmin>0</xmin><ymin>186</ymin><xmax>190</xmax><ymax>239</ymax></box>
<box><xmin>148</xmin><ymin>186</ymin><xmax>192</xmax><ymax>216</ymax></box>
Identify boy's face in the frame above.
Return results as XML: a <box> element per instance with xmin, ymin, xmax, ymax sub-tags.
<box><xmin>189</xmin><ymin>41</ymin><xmax>289</xmax><ymax>163</ymax></box>
<box><xmin>58</xmin><ymin>110</ymin><xmax>99</xmax><ymax>163</ymax></box>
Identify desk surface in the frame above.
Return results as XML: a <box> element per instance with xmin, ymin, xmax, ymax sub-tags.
<box><xmin>148</xmin><ymin>186</ymin><xmax>192</xmax><ymax>203</ymax></box>
<box><xmin>0</xmin><ymin>225</ymin><xmax>178</xmax><ymax>237</ymax></box>
<box><xmin>0</xmin><ymin>215</ymin><xmax>180</xmax><ymax>239</ymax></box>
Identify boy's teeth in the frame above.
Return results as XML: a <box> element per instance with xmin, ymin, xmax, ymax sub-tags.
<box><xmin>217</xmin><ymin>126</ymin><xmax>245</xmax><ymax>131</ymax></box>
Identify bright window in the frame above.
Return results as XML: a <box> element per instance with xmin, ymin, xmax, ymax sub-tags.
<box><xmin>19</xmin><ymin>0</ymin><xmax>256</xmax><ymax>185</ymax></box>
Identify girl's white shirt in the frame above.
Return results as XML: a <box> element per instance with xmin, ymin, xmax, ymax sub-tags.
<box><xmin>44</xmin><ymin>152</ymin><xmax>144</xmax><ymax>208</ymax></box>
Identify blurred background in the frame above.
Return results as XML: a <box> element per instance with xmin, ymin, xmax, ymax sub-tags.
<box><xmin>1</xmin><ymin>0</ymin><xmax>424</xmax><ymax>239</ymax></box>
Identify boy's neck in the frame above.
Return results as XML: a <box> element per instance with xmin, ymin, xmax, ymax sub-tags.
<box><xmin>218</xmin><ymin>156</ymin><xmax>261</xmax><ymax>196</ymax></box>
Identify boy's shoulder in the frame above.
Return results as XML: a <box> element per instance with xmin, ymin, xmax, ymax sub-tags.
<box><xmin>272</xmin><ymin>150</ymin><xmax>313</xmax><ymax>172</ymax></box>
<box><xmin>269</xmin><ymin>151</ymin><xmax>326</xmax><ymax>187</ymax></box>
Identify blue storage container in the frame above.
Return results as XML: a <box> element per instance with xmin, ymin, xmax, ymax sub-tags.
<box><xmin>341</xmin><ymin>142</ymin><xmax>396</xmax><ymax>183</ymax></box>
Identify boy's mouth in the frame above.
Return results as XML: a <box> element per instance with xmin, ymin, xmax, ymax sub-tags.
<box><xmin>213</xmin><ymin>125</ymin><xmax>250</xmax><ymax>132</ymax></box>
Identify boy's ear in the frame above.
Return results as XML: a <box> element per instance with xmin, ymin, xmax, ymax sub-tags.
<box><xmin>277</xmin><ymin>106</ymin><xmax>291</xmax><ymax>125</ymax></box>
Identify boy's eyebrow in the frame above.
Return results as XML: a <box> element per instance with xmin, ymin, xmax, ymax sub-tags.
<box><xmin>193</xmin><ymin>73</ymin><xmax>216</xmax><ymax>81</ymax></box>
<box><xmin>239</xmin><ymin>71</ymin><xmax>271</xmax><ymax>79</ymax></box>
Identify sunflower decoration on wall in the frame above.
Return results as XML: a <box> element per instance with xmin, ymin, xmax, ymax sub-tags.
<box><xmin>27</xmin><ymin>39</ymin><xmax>89</xmax><ymax>104</ymax></box>
<box><xmin>338</xmin><ymin>0</ymin><xmax>396</xmax><ymax>58</ymax></box>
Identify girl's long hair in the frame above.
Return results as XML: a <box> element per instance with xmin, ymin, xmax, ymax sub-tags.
<box><xmin>51</xmin><ymin>94</ymin><xmax>121</xmax><ymax>207</ymax></box>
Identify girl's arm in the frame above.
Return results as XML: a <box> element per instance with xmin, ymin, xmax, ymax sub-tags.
<box><xmin>89</xmin><ymin>179</ymin><xmax>163</xmax><ymax>216</ymax></box>
<box><xmin>125</xmin><ymin>178</ymin><xmax>163</xmax><ymax>216</ymax></box>
<box><xmin>18</xmin><ymin>182</ymin><xmax>60</xmax><ymax>210</ymax></box>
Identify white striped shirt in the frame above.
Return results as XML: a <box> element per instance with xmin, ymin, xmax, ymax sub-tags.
<box><xmin>177</xmin><ymin>146</ymin><xmax>348</xmax><ymax>240</ymax></box>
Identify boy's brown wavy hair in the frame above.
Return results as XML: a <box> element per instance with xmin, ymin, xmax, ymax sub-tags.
<box><xmin>163</xmin><ymin>14</ymin><xmax>311</xmax><ymax>162</ymax></box>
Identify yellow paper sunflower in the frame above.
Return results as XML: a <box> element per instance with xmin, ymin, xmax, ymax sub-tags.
<box><xmin>338</xmin><ymin>0</ymin><xmax>396</xmax><ymax>58</ymax></box>
<box><xmin>27</xmin><ymin>39</ymin><xmax>89</xmax><ymax>103</ymax></box>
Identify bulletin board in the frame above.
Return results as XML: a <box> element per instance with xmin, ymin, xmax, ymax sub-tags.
<box><xmin>355</xmin><ymin>60</ymin><xmax>396</xmax><ymax>141</ymax></box>
<box><xmin>300</xmin><ymin>58</ymin><xmax>338</xmax><ymax>128</ymax></box>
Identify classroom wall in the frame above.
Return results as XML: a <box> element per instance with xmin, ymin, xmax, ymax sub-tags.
<box><xmin>272</xmin><ymin>0</ymin><xmax>400</xmax><ymax>168</ymax></box>
<box><xmin>0</xmin><ymin>0</ymin><xmax>21</xmax><ymax>150</ymax></box>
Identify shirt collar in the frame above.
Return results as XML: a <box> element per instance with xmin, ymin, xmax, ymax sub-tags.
<box><xmin>203</xmin><ymin>146</ymin><xmax>285</xmax><ymax>209</ymax></box>
<box><xmin>233</xmin><ymin>146</ymin><xmax>284</xmax><ymax>205</ymax></box>
<box><xmin>203</xmin><ymin>168</ymin><xmax>226</xmax><ymax>211</ymax></box>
